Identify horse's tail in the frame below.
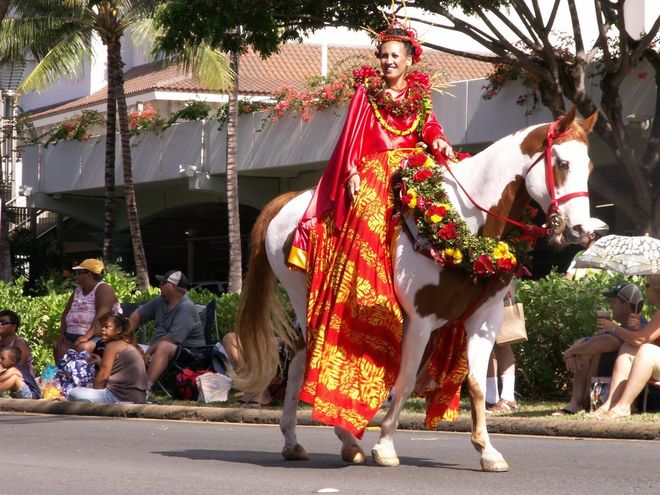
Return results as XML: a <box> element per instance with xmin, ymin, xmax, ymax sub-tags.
<box><xmin>232</xmin><ymin>191</ymin><xmax>303</xmax><ymax>394</ymax></box>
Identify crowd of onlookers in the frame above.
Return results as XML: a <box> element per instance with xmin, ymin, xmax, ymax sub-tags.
<box><xmin>2</xmin><ymin>256</ymin><xmax>659</xmax><ymax>418</ymax></box>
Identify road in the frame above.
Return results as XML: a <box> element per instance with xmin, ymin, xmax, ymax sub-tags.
<box><xmin>1</xmin><ymin>413</ymin><xmax>658</xmax><ymax>494</ymax></box>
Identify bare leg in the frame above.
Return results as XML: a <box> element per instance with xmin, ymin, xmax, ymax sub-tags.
<box><xmin>592</xmin><ymin>343</ymin><xmax>637</xmax><ymax>414</ymax></box>
<box><xmin>608</xmin><ymin>344</ymin><xmax>660</xmax><ymax>418</ymax></box>
<box><xmin>146</xmin><ymin>340</ymin><xmax>178</xmax><ymax>384</ymax></box>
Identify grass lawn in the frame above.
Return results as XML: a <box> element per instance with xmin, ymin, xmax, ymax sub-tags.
<box><xmin>154</xmin><ymin>392</ymin><xmax>660</xmax><ymax>422</ymax></box>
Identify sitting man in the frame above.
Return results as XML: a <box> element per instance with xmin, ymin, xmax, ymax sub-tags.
<box><xmin>128</xmin><ymin>270</ymin><xmax>205</xmax><ymax>396</ymax></box>
<box><xmin>554</xmin><ymin>283</ymin><xmax>645</xmax><ymax>415</ymax></box>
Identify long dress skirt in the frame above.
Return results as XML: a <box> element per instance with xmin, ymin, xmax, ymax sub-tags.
<box><xmin>298</xmin><ymin>149</ymin><xmax>407</xmax><ymax>437</ymax></box>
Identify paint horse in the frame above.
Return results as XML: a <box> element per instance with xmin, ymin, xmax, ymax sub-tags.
<box><xmin>234</xmin><ymin>108</ymin><xmax>598</xmax><ymax>471</ymax></box>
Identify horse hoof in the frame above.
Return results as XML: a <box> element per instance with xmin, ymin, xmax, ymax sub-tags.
<box><xmin>341</xmin><ymin>445</ymin><xmax>366</xmax><ymax>464</ymax></box>
<box><xmin>480</xmin><ymin>455</ymin><xmax>509</xmax><ymax>472</ymax></box>
<box><xmin>282</xmin><ymin>443</ymin><xmax>310</xmax><ymax>461</ymax></box>
<box><xmin>371</xmin><ymin>447</ymin><xmax>400</xmax><ymax>467</ymax></box>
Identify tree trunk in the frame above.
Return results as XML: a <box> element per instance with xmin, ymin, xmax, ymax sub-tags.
<box><xmin>107</xmin><ymin>39</ymin><xmax>150</xmax><ymax>291</ymax></box>
<box><xmin>226</xmin><ymin>49</ymin><xmax>242</xmax><ymax>293</ymax></box>
<box><xmin>103</xmin><ymin>55</ymin><xmax>117</xmax><ymax>265</ymax></box>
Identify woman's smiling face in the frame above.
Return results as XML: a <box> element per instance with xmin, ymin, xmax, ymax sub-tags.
<box><xmin>378</xmin><ymin>41</ymin><xmax>412</xmax><ymax>88</ymax></box>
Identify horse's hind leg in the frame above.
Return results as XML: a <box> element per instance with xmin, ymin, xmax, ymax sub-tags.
<box><xmin>335</xmin><ymin>427</ymin><xmax>367</xmax><ymax>464</ymax></box>
<box><xmin>280</xmin><ymin>349</ymin><xmax>309</xmax><ymax>461</ymax></box>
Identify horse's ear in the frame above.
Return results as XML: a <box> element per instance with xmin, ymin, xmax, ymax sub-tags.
<box><xmin>556</xmin><ymin>107</ymin><xmax>577</xmax><ymax>132</ymax></box>
<box><xmin>580</xmin><ymin>111</ymin><xmax>599</xmax><ymax>134</ymax></box>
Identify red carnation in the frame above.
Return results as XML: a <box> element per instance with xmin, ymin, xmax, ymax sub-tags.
<box><xmin>473</xmin><ymin>255</ymin><xmax>495</xmax><ymax>276</ymax></box>
<box><xmin>413</xmin><ymin>168</ymin><xmax>433</xmax><ymax>182</ymax></box>
<box><xmin>408</xmin><ymin>153</ymin><xmax>427</xmax><ymax>167</ymax></box>
<box><xmin>496</xmin><ymin>257</ymin><xmax>515</xmax><ymax>271</ymax></box>
<box><xmin>406</xmin><ymin>71</ymin><xmax>429</xmax><ymax>88</ymax></box>
<box><xmin>438</xmin><ymin>222</ymin><xmax>457</xmax><ymax>240</ymax></box>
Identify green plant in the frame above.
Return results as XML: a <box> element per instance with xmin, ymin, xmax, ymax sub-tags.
<box><xmin>168</xmin><ymin>100</ymin><xmax>212</xmax><ymax>123</ymax></box>
<box><xmin>216</xmin><ymin>292</ymin><xmax>240</xmax><ymax>335</ymax></box>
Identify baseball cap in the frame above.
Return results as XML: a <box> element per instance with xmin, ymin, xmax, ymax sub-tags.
<box><xmin>156</xmin><ymin>270</ymin><xmax>188</xmax><ymax>289</ymax></box>
<box><xmin>602</xmin><ymin>283</ymin><xmax>644</xmax><ymax>312</ymax></box>
<box><xmin>72</xmin><ymin>258</ymin><xmax>105</xmax><ymax>275</ymax></box>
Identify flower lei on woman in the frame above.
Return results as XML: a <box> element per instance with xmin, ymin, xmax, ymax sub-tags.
<box><xmin>353</xmin><ymin>65</ymin><xmax>433</xmax><ymax>137</ymax></box>
<box><xmin>397</xmin><ymin>151</ymin><xmax>533</xmax><ymax>278</ymax></box>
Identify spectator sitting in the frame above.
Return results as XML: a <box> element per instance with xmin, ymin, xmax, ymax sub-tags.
<box><xmin>68</xmin><ymin>311</ymin><xmax>148</xmax><ymax>404</ymax></box>
<box><xmin>128</xmin><ymin>270</ymin><xmax>205</xmax><ymax>398</ymax></box>
<box><xmin>588</xmin><ymin>274</ymin><xmax>660</xmax><ymax>419</ymax></box>
<box><xmin>0</xmin><ymin>346</ymin><xmax>41</xmax><ymax>399</ymax></box>
<box><xmin>53</xmin><ymin>258</ymin><xmax>121</xmax><ymax>360</ymax></box>
<box><xmin>0</xmin><ymin>309</ymin><xmax>36</xmax><ymax>376</ymax></box>
<box><xmin>553</xmin><ymin>283</ymin><xmax>645</xmax><ymax>415</ymax></box>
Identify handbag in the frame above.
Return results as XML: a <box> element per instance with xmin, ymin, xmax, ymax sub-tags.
<box><xmin>496</xmin><ymin>301</ymin><xmax>528</xmax><ymax>346</ymax></box>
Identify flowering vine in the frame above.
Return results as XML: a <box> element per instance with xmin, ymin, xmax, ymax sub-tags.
<box><xmin>45</xmin><ymin>110</ymin><xmax>105</xmax><ymax>147</ymax></box>
<box><xmin>396</xmin><ymin>150</ymin><xmax>532</xmax><ymax>279</ymax></box>
<box><xmin>128</xmin><ymin>103</ymin><xmax>168</xmax><ymax>136</ymax></box>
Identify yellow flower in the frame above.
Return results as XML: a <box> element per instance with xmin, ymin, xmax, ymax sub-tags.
<box><xmin>403</xmin><ymin>187</ymin><xmax>418</xmax><ymax>209</ymax></box>
<box><xmin>492</xmin><ymin>241</ymin><xmax>513</xmax><ymax>260</ymax></box>
<box><xmin>443</xmin><ymin>248</ymin><xmax>463</xmax><ymax>264</ymax></box>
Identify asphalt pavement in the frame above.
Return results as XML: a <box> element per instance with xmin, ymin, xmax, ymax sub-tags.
<box><xmin>1</xmin><ymin>397</ymin><xmax>658</xmax><ymax>440</ymax></box>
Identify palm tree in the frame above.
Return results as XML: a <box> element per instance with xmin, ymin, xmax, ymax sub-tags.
<box><xmin>225</xmin><ymin>48</ymin><xmax>241</xmax><ymax>293</ymax></box>
<box><xmin>0</xmin><ymin>0</ymin><xmax>232</xmax><ymax>290</ymax></box>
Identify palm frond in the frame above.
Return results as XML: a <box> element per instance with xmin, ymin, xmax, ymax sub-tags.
<box><xmin>18</xmin><ymin>31</ymin><xmax>94</xmax><ymax>93</ymax></box>
<box><xmin>170</xmin><ymin>44</ymin><xmax>234</xmax><ymax>91</ymax></box>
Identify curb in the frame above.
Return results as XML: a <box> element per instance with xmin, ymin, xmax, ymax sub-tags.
<box><xmin>1</xmin><ymin>398</ymin><xmax>658</xmax><ymax>441</ymax></box>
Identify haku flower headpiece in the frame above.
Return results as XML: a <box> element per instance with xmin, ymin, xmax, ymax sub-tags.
<box><xmin>375</xmin><ymin>18</ymin><xmax>423</xmax><ymax>64</ymax></box>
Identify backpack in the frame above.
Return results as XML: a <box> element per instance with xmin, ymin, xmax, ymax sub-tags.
<box><xmin>175</xmin><ymin>368</ymin><xmax>212</xmax><ymax>400</ymax></box>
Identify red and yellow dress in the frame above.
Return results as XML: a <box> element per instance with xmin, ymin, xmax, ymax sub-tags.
<box><xmin>288</xmin><ymin>69</ymin><xmax>447</xmax><ymax>437</ymax></box>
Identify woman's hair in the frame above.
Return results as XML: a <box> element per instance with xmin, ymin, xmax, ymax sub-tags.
<box><xmin>100</xmin><ymin>311</ymin><xmax>133</xmax><ymax>344</ymax></box>
<box><xmin>376</xmin><ymin>26</ymin><xmax>416</xmax><ymax>59</ymax></box>
<box><xmin>647</xmin><ymin>274</ymin><xmax>660</xmax><ymax>293</ymax></box>
<box><xmin>0</xmin><ymin>309</ymin><xmax>20</xmax><ymax>329</ymax></box>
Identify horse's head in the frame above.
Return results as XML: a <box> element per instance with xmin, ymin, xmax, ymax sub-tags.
<box><xmin>521</xmin><ymin>107</ymin><xmax>598</xmax><ymax>246</ymax></box>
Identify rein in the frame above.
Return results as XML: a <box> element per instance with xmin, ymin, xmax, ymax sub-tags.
<box><xmin>441</xmin><ymin>119</ymin><xmax>589</xmax><ymax>239</ymax></box>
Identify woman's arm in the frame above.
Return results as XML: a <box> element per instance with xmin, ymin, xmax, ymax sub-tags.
<box><xmin>612</xmin><ymin>311</ymin><xmax>660</xmax><ymax>346</ymax></box>
<box><xmin>93</xmin><ymin>341</ymin><xmax>120</xmax><ymax>388</ymax></box>
<box><xmin>60</xmin><ymin>293</ymin><xmax>74</xmax><ymax>336</ymax></box>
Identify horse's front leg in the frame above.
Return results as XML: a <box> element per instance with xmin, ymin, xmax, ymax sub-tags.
<box><xmin>372</xmin><ymin>317</ymin><xmax>431</xmax><ymax>467</ymax></box>
<box><xmin>465</xmin><ymin>314</ymin><xmax>509</xmax><ymax>472</ymax></box>
<box><xmin>280</xmin><ymin>349</ymin><xmax>309</xmax><ymax>461</ymax></box>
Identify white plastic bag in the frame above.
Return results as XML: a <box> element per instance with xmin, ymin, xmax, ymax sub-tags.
<box><xmin>196</xmin><ymin>373</ymin><xmax>232</xmax><ymax>403</ymax></box>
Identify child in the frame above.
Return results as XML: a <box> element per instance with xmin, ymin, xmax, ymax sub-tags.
<box><xmin>68</xmin><ymin>311</ymin><xmax>148</xmax><ymax>404</ymax></box>
<box><xmin>0</xmin><ymin>346</ymin><xmax>41</xmax><ymax>399</ymax></box>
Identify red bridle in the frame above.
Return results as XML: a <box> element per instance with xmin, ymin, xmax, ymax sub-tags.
<box><xmin>441</xmin><ymin>119</ymin><xmax>589</xmax><ymax>240</ymax></box>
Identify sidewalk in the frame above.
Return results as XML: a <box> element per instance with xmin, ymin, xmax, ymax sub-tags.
<box><xmin>1</xmin><ymin>398</ymin><xmax>658</xmax><ymax>440</ymax></box>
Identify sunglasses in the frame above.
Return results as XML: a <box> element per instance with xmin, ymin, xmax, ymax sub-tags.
<box><xmin>0</xmin><ymin>320</ymin><xmax>13</xmax><ymax>326</ymax></box>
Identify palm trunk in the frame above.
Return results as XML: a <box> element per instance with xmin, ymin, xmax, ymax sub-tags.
<box><xmin>103</xmin><ymin>59</ymin><xmax>117</xmax><ymax>265</ymax></box>
<box><xmin>226</xmin><ymin>49</ymin><xmax>242</xmax><ymax>293</ymax></box>
<box><xmin>108</xmin><ymin>39</ymin><xmax>150</xmax><ymax>290</ymax></box>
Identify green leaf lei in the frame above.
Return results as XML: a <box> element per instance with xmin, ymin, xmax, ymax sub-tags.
<box><xmin>396</xmin><ymin>151</ymin><xmax>533</xmax><ymax>278</ymax></box>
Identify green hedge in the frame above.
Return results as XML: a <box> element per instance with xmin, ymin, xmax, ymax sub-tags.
<box><xmin>1</xmin><ymin>266</ymin><xmax>653</xmax><ymax>398</ymax></box>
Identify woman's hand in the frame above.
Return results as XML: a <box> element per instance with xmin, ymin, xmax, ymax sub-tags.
<box><xmin>431</xmin><ymin>138</ymin><xmax>454</xmax><ymax>159</ymax></box>
<box><xmin>626</xmin><ymin>313</ymin><xmax>641</xmax><ymax>331</ymax></box>
<box><xmin>346</xmin><ymin>167</ymin><xmax>360</xmax><ymax>202</ymax></box>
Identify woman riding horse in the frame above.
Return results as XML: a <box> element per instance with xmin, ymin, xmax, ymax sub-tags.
<box><xmin>286</xmin><ymin>20</ymin><xmax>454</xmax><ymax>436</ymax></box>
